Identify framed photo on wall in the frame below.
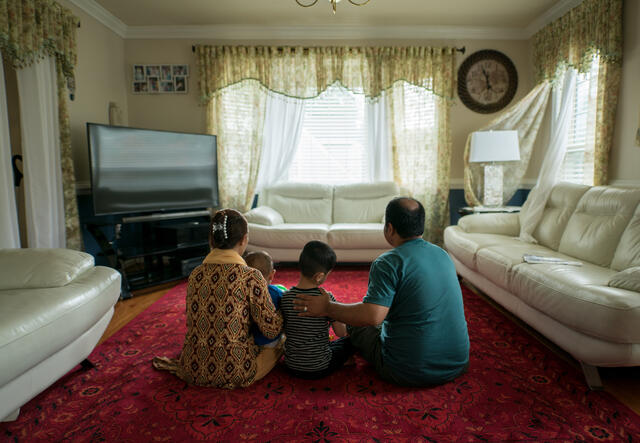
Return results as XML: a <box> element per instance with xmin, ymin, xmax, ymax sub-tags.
<box><xmin>133</xmin><ymin>64</ymin><xmax>145</xmax><ymax>81</ymax></box>
<box><xmin>174</xmin><ymin>76</ymin><xmax>187</xmax><ymax>93</ymax></box>
<box><xmin>132</xmin><ymin>64</ymin><xmax>189</xmax><ymax>94</ymax></box>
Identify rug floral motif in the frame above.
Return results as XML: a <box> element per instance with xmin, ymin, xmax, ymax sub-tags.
<box><xmin>2</xmin><ymin>266</ymin><xmax>639</xmax><ymax>442</ymax></box>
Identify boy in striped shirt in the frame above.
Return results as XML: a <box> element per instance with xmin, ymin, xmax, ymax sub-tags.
<box><xmin>280</xmin><ymin>241</ymin><xmax>354</xmax><ymax>379</ymax></box>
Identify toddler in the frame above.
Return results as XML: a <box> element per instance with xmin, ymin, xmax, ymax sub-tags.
<box><xmin>244</xmin><ymin>251</ymin><xmax>285</xmax><ymax>348</ymax></box>
<box><xmin>280</xmin><ymin>241</ymin><xmax>353</xmax><ymax>379</ymax></box>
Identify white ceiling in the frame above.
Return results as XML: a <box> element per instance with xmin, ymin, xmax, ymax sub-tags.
<box><xmin>70</xmin><ymin>0</ymin><xmax>582</xmax><ymax>40</ymax></box>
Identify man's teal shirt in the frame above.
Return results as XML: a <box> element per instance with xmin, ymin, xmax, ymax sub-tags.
<box><xmin>363</xmin><ymin>238</ymin><xmax>470</xmax><ymax>385</ymax></box>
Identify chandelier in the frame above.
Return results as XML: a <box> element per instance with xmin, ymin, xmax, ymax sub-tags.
<box><xmin>295</xmin><ymin>0</ymin><xmax>371</xmax><ymax>14</ymax></box>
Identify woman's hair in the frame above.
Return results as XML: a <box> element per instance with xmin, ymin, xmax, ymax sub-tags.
<box><xmin>209</xmin><ymin>209</ymin><xmax>248</xmax><ymax>250</ymax></box>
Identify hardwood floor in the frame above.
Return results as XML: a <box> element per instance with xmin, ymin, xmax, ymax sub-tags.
<box><xmin>97</xmin><ymin>279</ymin><xmax>640</xmax><ymax>416</ymax></box>
<box><xmin>97</xmin><ymin>281</ymin><xmax>178</xmax><ymax>346</ymax></box>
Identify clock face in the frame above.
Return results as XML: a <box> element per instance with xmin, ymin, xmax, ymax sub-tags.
<box><xmin>458</xmin><ymin>50</ymin><xmax>518</xmax><ymax>114</ymax></box>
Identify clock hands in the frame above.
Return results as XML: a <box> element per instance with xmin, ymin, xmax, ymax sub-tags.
<box><xmin>481</xmin><ymin>67</ymin><xmax>492</xmax><ymax>91</ymax></box>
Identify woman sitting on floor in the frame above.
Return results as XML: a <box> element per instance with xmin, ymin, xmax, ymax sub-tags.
<box><xmin>152</xmin><ymin>209</ymin><xmax>283</xmax><ymax>388</ymax></box>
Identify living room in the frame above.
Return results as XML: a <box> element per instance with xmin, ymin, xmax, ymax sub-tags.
<box><xmin>1</xmin><ymin>0</ymin><xmax>640</xmax><ymax>439</ymax></box>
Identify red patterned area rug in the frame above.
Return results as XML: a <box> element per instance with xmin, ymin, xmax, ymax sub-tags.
<box><xmin>2</xmin><ymin>266</ymin><xmax>640</xmax><ymax>442</ymax></box>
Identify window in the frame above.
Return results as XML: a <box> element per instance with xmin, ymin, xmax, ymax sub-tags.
<box><xmin>558</xmin><ymin>56</ymin><xmax>599</xmax><ymax>185</ymax></box>
<box><xmin>287</xmin><ymin>84</ymin><xmax>368</xmax><ymax>184</ymax></box>
<box><xmin>286</xmin><ymin>82</ymin><xmax>437</xmax><ymax>185</ymax></box>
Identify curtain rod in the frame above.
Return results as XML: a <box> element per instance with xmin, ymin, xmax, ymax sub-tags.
<box><xmin>191</xmin><ymin>45</ymin><xmax>466</xmax><ymax>54</ymax></box>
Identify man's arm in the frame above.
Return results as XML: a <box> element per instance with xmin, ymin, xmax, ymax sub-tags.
<box><xmin>294</xmin><ymin>289</ymin><xmax>389</xmax><ymax>327</ymax></box>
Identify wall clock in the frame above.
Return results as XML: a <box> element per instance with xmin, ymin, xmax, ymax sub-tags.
<box><xmin>457</xmin><ymin>49</ymin><xmax>518</xmax><ymax>114</ymax></box>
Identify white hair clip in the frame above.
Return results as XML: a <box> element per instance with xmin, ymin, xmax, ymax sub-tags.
<box><xmin>212</xmin><ymin>214</ymin><xmax>228</xmax><ymax>240</ymax></box>
<box><xmin>222</xmin><ymin>214</ymin><xmax>228</xmax><ymax>239</ymax></box>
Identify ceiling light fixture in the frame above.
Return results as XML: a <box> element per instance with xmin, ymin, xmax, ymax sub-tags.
<box><xmin>295</xmin><ymin>0</ymin><xmax>371</xmax><ymax>15</ymax></box>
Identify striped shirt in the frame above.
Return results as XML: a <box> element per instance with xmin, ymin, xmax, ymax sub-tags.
<box><xmin>281</xmin><ymin>287</ymin><xmax>336</xmax><ymax>372</ymax></box>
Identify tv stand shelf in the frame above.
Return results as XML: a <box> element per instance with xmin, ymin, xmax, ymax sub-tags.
<box><xmin>87</xmin><ymin>213</ymin><xmax>211</xmax><ymax>299</ymax></box>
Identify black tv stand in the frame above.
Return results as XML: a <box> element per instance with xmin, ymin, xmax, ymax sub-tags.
<box><xmin>87</xmin><ymin>211</ymin><xmax>211</xmax><ymax>299</ymax></box>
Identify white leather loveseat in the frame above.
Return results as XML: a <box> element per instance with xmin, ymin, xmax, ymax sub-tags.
<box><xmin>0</xmin><ymin>249</ymin><xmax>121</xmax><ymax>421</ymax></box>
<box><xmin>444</xmin><ymin>183</ymin><xmax>640</xmax><ymax>388</ymax></box>
<box><xmin>244</xmin><ymin>182</ymin><xmax>402</xmax><ymax>262</ymax></box>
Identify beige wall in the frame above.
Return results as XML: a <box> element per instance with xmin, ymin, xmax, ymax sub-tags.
<box><xmin>610</xmin><ymin>0</ymin><xmax>640</xmax><ymax>185</ymax></box>
<box><xmin>58</xmin><ymin>0</ymin><xmax>129</xmax><ymax>186</ymax></box>
<box><xmin>124</xmin><ymin>40</ymin><xmax>204</xmax><ymax>134</ymax></box>
<box><xmin>77</xmin><ymin>9</ymin><xmax>636</xmax><ymax>189</ymax></box>
<box><xmin>124</xmin><ymin>38</ymin><xmax>532</xmax><ymax>187</ymax></box>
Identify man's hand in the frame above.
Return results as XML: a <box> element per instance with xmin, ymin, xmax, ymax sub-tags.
<box><xmin>293</xmin><ymin>287</ymin><xmax>331</xmax><ymax>317</ymax></box>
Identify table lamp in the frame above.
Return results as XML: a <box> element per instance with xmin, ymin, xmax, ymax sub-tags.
<box><xmin>469</xmin><ymin>130</ymin><xmax>520</xmax><ymax>207</ymax></box>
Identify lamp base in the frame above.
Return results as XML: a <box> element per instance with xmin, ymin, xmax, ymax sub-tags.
<box><xmin>483</xmin><ymin>164</ymin><xmax>503</xmax><ymax>207</ymax></box>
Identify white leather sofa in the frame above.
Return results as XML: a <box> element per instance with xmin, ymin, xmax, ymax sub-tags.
<box><xmin>0</xmin><ymin>249</ymin><xmax>121</xmax><ymax>421</ymax></box>
<box><xmin>244</xmin><ymin>182</ymin><xmax>402</xmax><ymax>262</ymax></box>
<box><xmin>444</xmin><ymin>183</ymin><xmax>640</xmax><ymax>388</ymax></box>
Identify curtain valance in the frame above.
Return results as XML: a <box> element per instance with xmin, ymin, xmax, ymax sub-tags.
<box><xmin>195</xmin><ymin>45</ymin><xmax>456</xmax><ymax>101</ymax></box>
<box><xmin>0</xmin><ymin>0</ymin><xmax>79</xmax><ymax>95</ymax></box>
<box><xmin>533</xmin><ymin>0</ymin><xmax>622</xmax><ymax>82</ymax></box>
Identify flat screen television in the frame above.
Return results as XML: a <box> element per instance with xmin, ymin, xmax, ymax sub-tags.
<box><xmin>87</xmin><ymin>123</ymin><xmax>218</xmax><ymax>216</ymax></box>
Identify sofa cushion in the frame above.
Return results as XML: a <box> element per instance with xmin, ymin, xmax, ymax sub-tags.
<box><xmin>458</xmin><ymin>213</ymin><xmax>520</xmax><ymax>236</ymax></box>
<box><xmin>443</xmin><ymin>226</ymin><xmax>513</xmax><ymax>271</ymax></box>
<box><xmin>558</xmin><ymin>187</ymin><xmax>640</xmax><ymax>267</ymax></box>
<box><xmin>510</xmin><ymin>262</ymin><xmax>640</xmax><ymax>343</ymax></box>
<box><xmin>611</xmin><ymin>203</ymin><xmax>640</xmax><ymax>271</ymax></box>
<box><xmin>248</xmin><ymin>223</ymin><xmax>329</xmax><ymax>249</ymax></box>
<box><xmin>529</xmin><ymin>182</ymin><xmax>590</xmax><ymax>250</ymax></box>
<box><xmin>327</xmin><ymin>223</ymin><xmax>388</xmax><ymax>249</ymax></box>
<box><xmin>260</xmin><ymin>183</ymin><xmax>333</xmax><ymax>224</ymax></box>
<box><xmin>332</xmin><ymin>182</ymin><xmax>399</xmax><ymax>224</ymax></box>
<box><xmin>608</xmin><ymin>267</ymin><xmax>640</xmax><ymax>292</ymax></box>
<box><xmin>0</xmin><ymin>266</ymin><xmax>121</xmax><ymax>388</ymax></box>
<box><xmin>475</xmin><ymin>242</ymin><xmax>576</xmax><ymax>291</ymax></box>
<box><xmin>244</xmin><ymin>206</ymin><xmax>284</xmax><ymax>226</ymax></box>
<box><xmin>0</xmin><ymin>249</ymin><xmax>94</xmax><ymax>290</ymax></box>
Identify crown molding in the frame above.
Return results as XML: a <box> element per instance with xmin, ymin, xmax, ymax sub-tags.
<box><xmin>124</xmin><ymin>24</ymin><xmax>527</xmax><ymax>40</ymax></box>
<box><xmin>67</xmin><ymin>0</ymin><xmax>127</xmax><ymax>38</ymax></box>
<box><xmin>524</xmin><ymin>0</ymin><xmax>583</xmax><ymax>38</ymax></box>
<box><xmin>69</xmin><ymin>0</ymin><xmax>580</xmax><ymax>41</ymax></box>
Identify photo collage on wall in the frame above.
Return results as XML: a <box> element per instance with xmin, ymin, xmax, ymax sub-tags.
<box><xmin>132</xmin><ymin>64</ymin><xmax>189</xmax><ymax>94</ymax></box>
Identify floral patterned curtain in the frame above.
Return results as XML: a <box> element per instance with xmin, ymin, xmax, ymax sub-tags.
<box><xmin>196</xmin><ymin>46</ymin><xmax>456</xmax><ymax>101</ymax></box>
<box><xmin>206</xmin><ymin>80</ymin><xmax>267</xmax><ymax>212</ymax></box>
<box><xmin>0</xmin><ymin>0</ymin><xmax>81</xmax><ymax>250</ymax></box>
<box><xmin>196</xmin><ymin>45</ymin><xmax>456</xmax><ymax>243</ymax></box>
<box><xmin>533</xmin><ymin>0</ymin><xmax>623</xmax><ymax>185</ymax></box>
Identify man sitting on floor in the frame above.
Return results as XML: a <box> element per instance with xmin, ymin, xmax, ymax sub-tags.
<box><xmin>294</xmin><ymin>197</ymin><xmax>469</xmax><ymax>386</ymax></box>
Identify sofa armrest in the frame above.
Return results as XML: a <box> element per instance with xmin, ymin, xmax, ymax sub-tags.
<box><xmin>245</xmin><ymin>206</ymin><xmax>284</xmax><ymax>226</ymax></box>
<box><xmin>0</xmin><ymin>248</ymin><xmax>95</xmax><ymax>290</ymax></box>
<box><xmin>458</xmin><ymin>213</ymin><xmax>520</xmax><ymax>236</ymax></box>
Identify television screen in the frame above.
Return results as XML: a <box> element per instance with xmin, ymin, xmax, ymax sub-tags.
<box><xmin>88</xmin><ymin>123</ymin><xmax>218</xmax><ymax>216</ymax></box>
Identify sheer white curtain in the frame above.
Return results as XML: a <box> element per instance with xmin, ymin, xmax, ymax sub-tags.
<box><xmin>519</xmin><ymin>68</ymin><xmax>577</xmax><ymax>242</ymax></box>
<box><xmin>16</xmin><ymin>56</ymin><xmax>65</xmax><ymax>248</ymax></box>
<box><xmin>255</xmin><ymin>92</ymin><xmax>306</xmax><ymax>192</ymax></box>
<box><xmin>0</xmin><ymin>57</ymin><xmax>20</xmax><ymax>248</ymax></box>
<box><xmin>365</xmin><ymin>93</ymin><xmax>392</xmax><ymax>182</ymax></box>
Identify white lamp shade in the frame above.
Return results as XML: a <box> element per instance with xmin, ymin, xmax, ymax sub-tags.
<box><xmin>469</xmin><ymin>130</ymin><xmax>520</xmax><ymax>163</ymax></box>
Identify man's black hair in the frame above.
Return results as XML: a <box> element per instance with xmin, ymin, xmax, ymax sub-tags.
<box><xmin>385</xmin><ymin>197</ymin><xmax>425</xmax><ymax>238</ymax></box>
<box><xmin>299</xmin><ymin>241</ymin><xmax>337</xmax><ymax>278</ymax></box>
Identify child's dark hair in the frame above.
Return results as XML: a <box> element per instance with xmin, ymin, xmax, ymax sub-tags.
<box><xmin>385</xmin><ymin>197</ymin><xmax>425</xmax><ymax>238</ymax></box>
<box><xmin>244</xmin><ymin>250</ymin><xmax>273</xmax><ymax>278</ymax></box>
<box><xmin>299</xmin><ymin>241</ymin><xmax>336</xmax><ymax>278</ymax></box>
<box><xmin>209</xmin><ymin>209</ymin><xmax>248</xmax><ymax>250</ymax></box>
